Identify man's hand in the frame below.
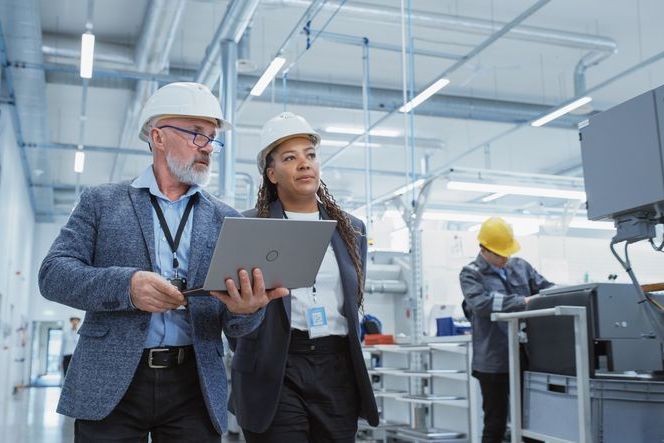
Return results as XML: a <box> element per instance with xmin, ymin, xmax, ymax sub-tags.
<box><xmin>525</xmin><ymin>295</ymin><xmax>540</xmax><ymax>304</ymax></box>
<box><xmin>210</xmin><ymin>268</ymin><xmax>288</xmax><ymax>314</ymax></box>
<box><xmin>130</xmin><ymin>271</ymin><xmax>186</xmax><ymax>313</ymax></box>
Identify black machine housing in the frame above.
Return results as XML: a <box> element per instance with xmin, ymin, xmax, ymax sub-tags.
<box><xmin>526</xmin><ymin>283</ymin><xmax>663</xmax><ymax>377</ymax></box>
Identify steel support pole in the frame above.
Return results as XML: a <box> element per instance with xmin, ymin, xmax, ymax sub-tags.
<box><xmin>361</xmin><ymin>38</ymin><xmax>373</xmax><ymax>238</ymax></box>
<box><xmin>574</xmin><ymin>309</ymin><xmax>592</xmax><ymax>443</ymax></box>
<box><xmin>507</xmin><ymin>318</ymin><xmax>521</xmax><ymax>443</ymax></box>
<box><xmin>219</xmin><ymin>39</ymin><xmax>237</xmax><ymax>204</ymax></box>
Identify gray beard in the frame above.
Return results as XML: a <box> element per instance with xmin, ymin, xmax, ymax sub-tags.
<box><xmin>166</xmin><ymin>152</ymin><xmax>211</xmax><ymax>187</ymax></box>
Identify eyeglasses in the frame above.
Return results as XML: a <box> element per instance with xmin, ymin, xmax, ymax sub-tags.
<box><xmin>157</xmin><ymin>125</ymin><xmax>224</xmax><ymax>153</ymax></box>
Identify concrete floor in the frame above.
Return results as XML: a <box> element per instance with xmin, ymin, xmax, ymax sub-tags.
<box><xmin>1</xmin><ymin>387</ymin><xmax>378</xmax><ymax>442</ymax></box>
<box><xmin>2</xmin><ymin>387</ymin><xmax>74</xmax><ymax>443</ymax></box>
<box><xmin>1</xmin><ymin>386</ymin><xmax>243</xmax><ymax>442</ymax></box>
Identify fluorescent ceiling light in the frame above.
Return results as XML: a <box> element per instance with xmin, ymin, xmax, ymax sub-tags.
<box><xmin>399</xmin><ymin>78</ymin><xmax>450</xmax><ymax>113</ymax></box>
<box><xmin>392</xmin><ymin>178</ymin><xmax>426</xmax><ymax>197</ymax></box>
<box><xmin>74</xmin><ymin>151</ymin><xmax>86</xmax><ymax>173</ymax></box>
<box><xmin>568</xmin><ymin>218</ymin><xmax>614</xmax><ymax>231</ymax></box>
<box><xmin>422</xmin><ymin>211</ymin><xmax>543</xmax><ymax>236</ymax></box>
<box><xmin>324</xmin><ymin>126</ymin><xmax>401</xmax><ymax>138</ymax></box>
<box><xmin>421</xmin><ymin>211</ymin><xmax>538</xmax><ymax>225</ymax></box>
<box><xmin>320</xmin><ymin>140</ymin><xmax>382</xmax><ymax>148</ymax></box>
<box><xmin>387</xmin><ymin>209</ymin><xmax>613</xmax><ymax>233</ymax></box>
<box><xmin>481</xmin><ymin>193</ymin><xmax>506</xmax><ymax>202</ymax></box>
<box><xmin>447</xmin><ymin>180</ymin><xmax>586</xmax><ymax>201</ymax></box>
<box><xmin>422</xmin><ymin>211</ymin><xmax>488</xmax><ymax>223</ymax></box>
<box><xmin>250</xmin><ymin>56</ymin><xmax>286</xmax><ymax>97</ymax></box>
<box><xmin>531</xmin><ymin>96</ymin><xmax>592</xmax><ymax>127</ymax></box>
<box><xmin>80</xmin><ymin>32</ymin><xmax>95</xmax><ymax>79</ymax></box>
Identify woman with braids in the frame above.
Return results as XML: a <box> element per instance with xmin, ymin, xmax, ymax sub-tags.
<box><xmin>228</xmin><ymin>112</ymin><xmax>378</xmax><ymax>442</ymax></box>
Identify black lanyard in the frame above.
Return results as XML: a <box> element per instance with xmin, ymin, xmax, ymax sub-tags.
<box><xmin>149</xmin><ymin>193</ymin><xmax>198</xmax><ymax>275</ymax></box>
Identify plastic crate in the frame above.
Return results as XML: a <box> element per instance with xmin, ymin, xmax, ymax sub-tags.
<box><xmin>523</xmin><ymin>371</ymin><xmax>664</xmax><ymax>442</ymax></box>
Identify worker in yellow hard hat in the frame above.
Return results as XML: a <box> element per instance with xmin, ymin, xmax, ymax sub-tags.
<box><xmin>459</xmin><ymin>217</ymin><xmax>553</xmax><ymax>443</ymax></box>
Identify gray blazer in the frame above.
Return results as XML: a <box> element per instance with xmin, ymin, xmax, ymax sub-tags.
<box><xmin>38</xmin><ymin>181</ymin><xmax>264</xmax><ymax>434</ymax></box>
<box><xmin>459</xmin><ymin>254</ymin><xmax>553</xmax><ymax>373</ymax></box>
<box><xmin>228</xmin><ymin>200</ymin><xmax>379</xmax><ymax>433</ymax></box>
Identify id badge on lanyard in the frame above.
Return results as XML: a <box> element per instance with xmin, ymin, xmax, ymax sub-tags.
<box><xmin>305</xmin><ymin>284</ymin><xmax>330</xmax><ymax>338</ymax></box>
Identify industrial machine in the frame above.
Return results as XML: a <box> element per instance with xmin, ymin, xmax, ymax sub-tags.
<box><xmin>526</xmin><ymin>283</ymin><xmax>663</xmax><ymax>377</ymax></box>
<box><xmin>580</xmin><ymin>83</ymin><xmax>664</xmax><ymax>341</ymax></box>
<box><xmin>506</xmin><ymin>84</ymin><xmax>664</xmax><ymax>443</ymax></box>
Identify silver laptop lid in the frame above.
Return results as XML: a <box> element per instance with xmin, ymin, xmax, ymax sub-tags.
<box><xmin>203</xmin><ymin>217</ymin><xmax>338</xmax><ymax>291</ymax></box>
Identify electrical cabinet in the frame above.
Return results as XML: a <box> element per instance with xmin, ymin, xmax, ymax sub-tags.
<box><xmin>580</xmin><ymin>83</ymin><xmax>664</xmax><ymax>221</ymax></box>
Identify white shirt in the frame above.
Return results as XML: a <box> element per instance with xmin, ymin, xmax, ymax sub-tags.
<box><xmin>285</xmin><ymin>210</ymin><xmax>348</xmax><ymax>336</ymax></box>
<box><xmin>61</xmin><ymin>326</ymin><xmax>80</xmax><ymax>356</ymax></box>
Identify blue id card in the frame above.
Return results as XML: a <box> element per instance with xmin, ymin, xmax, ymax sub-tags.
<box><xmin>306</xmin><ymin>306</ymin><xmax>329</xmax><ymax>338</ymax></box>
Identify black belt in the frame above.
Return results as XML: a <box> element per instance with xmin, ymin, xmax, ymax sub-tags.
<box><xmin>141</xmin><ymin>346</ymin><xmax>193</xmax><ymax>369</ymax></box>
<box><xmin>289</xmin><ymin>329</ymin><xmax>349</xmax><ymax>354</ymax></box>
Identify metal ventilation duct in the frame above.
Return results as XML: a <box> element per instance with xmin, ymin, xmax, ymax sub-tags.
<box><xmin>264</xmin><ymin>0</ymin><xmax>617</xmax><ymax>53</ymax></box>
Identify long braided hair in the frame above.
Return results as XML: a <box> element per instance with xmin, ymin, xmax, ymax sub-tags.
<box><xmin>255</xmin><ymin>151</ymin><xmax>365</xmax><ymax>309</ymax></box>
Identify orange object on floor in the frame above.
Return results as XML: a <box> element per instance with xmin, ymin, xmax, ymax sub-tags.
<box><xmin>363</xmin><ymin>334</ymin><xmax>395</xmax><ymax>345</ymax></box>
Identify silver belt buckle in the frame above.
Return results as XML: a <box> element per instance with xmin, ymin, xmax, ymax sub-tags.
<box><xmin>148</xmin><ymin>348</ymin><xmax>170</xmax><ymax>369</ymax></box>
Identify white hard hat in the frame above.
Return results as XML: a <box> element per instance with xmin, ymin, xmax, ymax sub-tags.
<box><xmin>257</xmin><ymin>112</ymin><xmax>321</xmax><ymax>173</ymax></box>
<box><xmin>137</xmin><ymin>82</ymin><xmax>231</xmax><ymax>143</ymax></box>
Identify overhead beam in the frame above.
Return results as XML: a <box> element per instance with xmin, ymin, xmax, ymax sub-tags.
<box><xmin>29</xmin><ymin>142</ymin><xmax>425</xmax><ymax>179</ymax></box>
<box><xmin>322</xmin><ymin>0</ymin><xmax>553</xmax><ymax>167</ymax></box>
<box><xmin>35</xmin><ymin>61</ymin><xmax>587</xmax><ymax>129</ymax></box>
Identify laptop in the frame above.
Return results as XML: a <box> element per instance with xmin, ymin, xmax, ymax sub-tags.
<box><xmin>184</xmin><ymin>217</ymin><xmax>337</xmax><ymax>295</ymax></box>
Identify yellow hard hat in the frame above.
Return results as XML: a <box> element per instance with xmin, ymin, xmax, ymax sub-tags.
<box><xmin>477</xmin><ymin>217</ymin><xmax>520</xmax><ymax>257</ymax></box>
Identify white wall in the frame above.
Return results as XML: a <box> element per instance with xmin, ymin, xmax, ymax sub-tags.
<box><xmin>0</xmin><ymin>105</ymin><xmax>35</xmax><ymax>427</ymax></box>
<box><xmin>368</xmin><ymin>216</ymin><xmax>664</xmax><ymax>336</ymax></box>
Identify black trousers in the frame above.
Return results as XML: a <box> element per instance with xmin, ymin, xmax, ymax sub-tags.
<box><xmin>75</xmin><ymin>348</ymin><xmax>220</xmax><ymax>443</ymax></box>
<box><xmin>63</xmin><ymin>354</ymin><xmax>73</xmax><ymax>375</ymax></box>
<box><xmin>473</xmin><ymin>371</ymin><xmax>509</xmax><ymax>443</ymax></box>
<box><xmin>243</xmin><ymin>333</ymin><xmax>361</xmax><ymax>443</ymax></box>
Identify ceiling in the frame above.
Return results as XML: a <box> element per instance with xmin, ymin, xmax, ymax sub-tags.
<box><xmin>2</xmin><ymin>0</ymin><xmax>664</xmax><ymax>224</ymax></box>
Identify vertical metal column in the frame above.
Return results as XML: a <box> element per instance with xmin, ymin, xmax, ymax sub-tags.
<box><xmin>406</xmin><ymin>0</ymin><xmax>417</xmax><ymax>207</ymax></box>
<box><xmin>219</xmin><ymin>39</ymin><xmax>237</xmax><ymax>204</ymax></box>
<box><xmin>403</xmin><ymin>0</ymin><xmax>428</xmax><ymax>429</ymax></box>
<box><xmin>396</xmin><ymin>179</ymin><xmax>432</xmax><ymax>431</ymax></box>
<box><xmin>361</xmin><ymin>38</ymin><xmax>373</xmax><ymax>238</ymax></box>
<box><xmin>574</xmin><ymin>309</ymin><xmax>592</xmax><ymax>443</ymax></box>
<box><xmin>506</xmin><ymin>318</ymin><xmax>521</xmax><ymax>443</ymax></box>
<box><xmin>75</xmin><ymin>78</ymin><xmax>89</xmax><ymax>197</ymax></box>
<box><xmin>75</xmin><ymin>0</ymin><xmax>94</xmax><ymax>197</ymax></box>
<box><xmin>410</xmin><ymin>181</ymin><xmax>432</xmax><ymax>348</ymax></box>
<box><xmin>282</xmin><ymin>73</ymin><xmax>288</xmax><ymax>111</ymax></box>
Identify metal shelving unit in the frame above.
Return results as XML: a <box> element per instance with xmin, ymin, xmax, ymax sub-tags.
<box><xmin>362</xmin><ymin>336</ymin><xmax>477</xmax><ymax>442</ymax></box>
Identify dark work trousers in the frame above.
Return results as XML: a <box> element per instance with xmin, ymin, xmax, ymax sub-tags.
<box><xmin>62</xmin><ymin>354</ymin><xmax>73</xmax><ymax>375</ymax></box>
<box><xmin>75</xmin><ymin>347</ymin><xmax>220</xmax><ymax>443</ymax></box>
<box><xmin>243</xmin><ymin>332</ymin><xmax>361</xmax><ymax>443</ymax></box>
<box><xmin>473</xmin><ymin>370</ymin><xmax>509</xmax><ymax>443</ymax></box>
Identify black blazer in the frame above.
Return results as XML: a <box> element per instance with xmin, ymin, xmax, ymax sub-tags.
<box><xmin>228</xmin><ymin>199</ymin><xmax>379</xmax><ymax>432</ymax></box>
